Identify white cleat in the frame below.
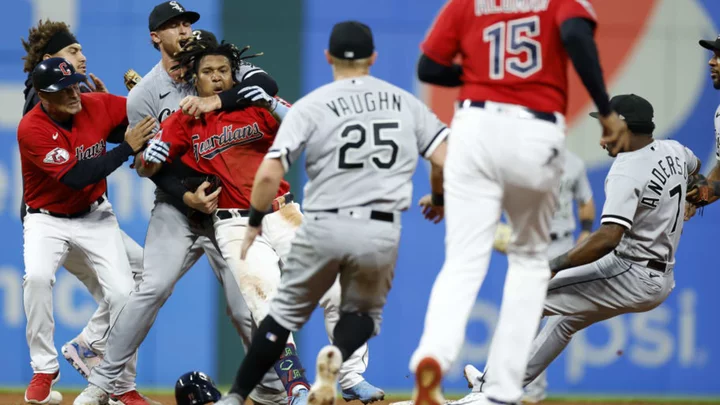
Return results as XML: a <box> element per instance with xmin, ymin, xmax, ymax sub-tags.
<box><xmin>462</xmin><ymin>365</ymin><xmax>484</xmax><ymax>393</ymax></box>
<box><xmin>215</xmin><ymin>393</ymin><xmax>244</xmax><ymax>405</ymax></box>
<box><xmin>307</xmin><ymin>345</ymin><xmax>342</xmax><ymax>405</ymax></box>
<box><xmin>74</xmin><ymin>384</ymin><xmax>109</xmax><ymax>405</ymax></box>
<box><xmin>62</xmin><ymin>337</ymin><xmax>103</xmax><ymax>379</ymax></box>
<box><xmin>447</xmin><ymin>393</ymin><xmax>487</xmax><ymax>405</ymax></box>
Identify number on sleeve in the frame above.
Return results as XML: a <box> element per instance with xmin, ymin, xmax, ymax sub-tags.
<box><xmin>337</xmin><ymin>121</ymin><xmax>400</xmax><ymax>170</ymax></box>
<box><xmin>482</xmin><ymin>16</ymin><xmax>542</xmax><ymax>80</ymax></box>
<box><xmin>669</xmin><ymin>184</ymin><xmax>682</xmax><ymax>233</ymax></box>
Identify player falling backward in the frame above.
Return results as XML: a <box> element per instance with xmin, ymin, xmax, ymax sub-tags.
<box><xmin>450</xmin><ymin>94</ymin><xmax>699</xmax><ymax>404</ymax></box>
<box><xmin>207</xmin><ymin>20</ymin><xmax>448</xmax><ymax>405</ymax></box>
<box><xmin>410</xmin><ymin>0</ymin><xmax>631</xmax><ymax>404</ymax></box>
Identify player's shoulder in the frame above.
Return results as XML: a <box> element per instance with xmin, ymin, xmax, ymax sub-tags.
<box><xmin>17</xmin><ymin>109</ymin><xmax>53</xmax><ymax>141</ymax></box>
<box><xmin>80</xmin><ymin>92</ymin><xmax>125</xmax><ymax>105</ymax></box>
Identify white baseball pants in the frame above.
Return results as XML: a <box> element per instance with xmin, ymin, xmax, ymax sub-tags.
<box><xmin>411</xmin><ymin>101</ymin><xmax>566</xmax><ymax>404</ymax></box>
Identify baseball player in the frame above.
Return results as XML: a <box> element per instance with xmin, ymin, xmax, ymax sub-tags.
<box><xmin>214</xmin><ymin>20</ymin><xmax>449</xmax><ymax>405</ymax></box>
<box><xmin>454</xmin><ymin>94</ymin><xmax>698</xmax><ymax>402</ymax></box>
<box><xmin>175</xmin><ymin>371</ymin><xmax>222</xmax><ymax>405</ymax></box>
<box><xmin>682</xmin><ymin>36</ymin><xmax>720</xmax><ymax>213</ymax></box>
<box><xmin>18</xmin><ymin>57</ymin><xmax>155</xmax><ymax>404</ymax></box>
<box><xmin>20</xmin><ymin>21</ymin><xmax>152</xmax><ymax>404</ymax></box>
<box><xmin>410</xmin><ymin>1</ymin><xmax>632</xmax><ymax>404</ymax></box>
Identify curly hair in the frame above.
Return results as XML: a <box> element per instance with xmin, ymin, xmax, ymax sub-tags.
<box><xmin>21</xmin><ymin>19</ymin><xmax>74</xmax><ymax>73</ymax></box>
<box><xmin>172</xmin><ymin>37</ymin><xmax>263</xmax><ymax>84</ymax></box>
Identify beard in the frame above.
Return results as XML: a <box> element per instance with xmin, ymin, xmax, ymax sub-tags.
<box><xmin>714</xmin><ymin>79</ymin><xmax>720</xmax><ymax>90</ymax></box>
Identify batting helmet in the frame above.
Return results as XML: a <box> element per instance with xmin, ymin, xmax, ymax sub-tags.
<box><xmin>175</xmin><ymin>371</ymin><xmax>222</xmax><ymax>405</ymax></box>
<box><xmin>32</xmin><ymin>57</ymin><xmax>85</xmax><ymax>93</ymax></box>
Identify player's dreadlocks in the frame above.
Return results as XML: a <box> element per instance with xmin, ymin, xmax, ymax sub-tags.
<box><xmin>172</xmin><ymin>37</ymin><xmax>263</xmax><ymax>84</ymax></box>
<box><xmin>21</xmin><ymin>19</ymin><xmax>76</xmax><ymax>73</ymax></box>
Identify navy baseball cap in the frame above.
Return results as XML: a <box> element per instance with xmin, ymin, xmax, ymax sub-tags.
<box><xmin>589</xmin><ymin>94</ymin><xmax>656</xmax><ymax>133</ymax></box>
<box><xmin>700</xmin><ymin>35</ymin><xmax>720</xmax><ymax>52</ymax></box>
<box><xmin>328</xmin><ymin>21</ymin><xmax>374</xmax><ymax>60</ymax></box>
<box><xmin>149</xmin><ymin>1</ymin><xmax>200</xmax><ymax>32</ymax></box>
<box><xmin>32</xmin><ymin>57</ymin><xmax>86</xmax><ymax>93</ymax></box>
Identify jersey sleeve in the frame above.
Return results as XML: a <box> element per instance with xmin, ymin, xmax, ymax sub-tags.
<box><xmin>17</xmin><ymin>121</ymin><xmax>77</xmax><ymax>181</ymax></box>
<box><xmin>683</xmin><ymin>145</ymin><xmax>699</xmax><ymax>174</ymax></box>
<box><xmin>156</xmin><ymin>114</ymin><xmax>190</xmax><ymax>161</ymax></box>
<box><xmin>555</xmin><ymin>0</ymin><xmax>598</xmax><ymax>26</ymax></box>
<box><xmin>573</xmin><ymin>161</ymin><xmax>593</xmax><ymax>204</ymax></box>
<box><xmin>420</xmin><ymin>0</ymin><xmax>464</xmax><ymax>66</ymax></box>
<box><xmin>127</xmin><ymin>85</ymin><xmax>156</xmax><ymax>128</ymax></box>
<box><xmin>236</xmin><ymin>61</ymin><xmax>267</xmax><ymax>82</ymax></box>
<box><xmin>714</xmin><ymin>105</ymin><xmax>720</xmax><ymax>161</ymax></box>
<box><xmin>600</xmin><ymin>174</ymin><xmax>640</xmax><ymax>230</ymax></box>
<box><xmin>265</xmin><ymin>103</ymin><xmax>313</xmax><ymax>172</ymax></box>
<box><xmin>414</xmin><ymin>98</ymin><xmax>450</xmax><ymax>159</ymax></box>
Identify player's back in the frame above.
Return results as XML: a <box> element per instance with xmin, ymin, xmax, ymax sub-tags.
<box><xmin>299</xmin><ymin>75</ymin><xmax>447</xmax><ymax>212</ymax></box>
<box><xmin>422</xmin><ymin>0</ymin><xmax>597</xmax><ymax>114</ymax></box>
<box><xmin>609</xmin><ymin>139</ymin><xmax>697</xmax><ymax>263</ymax></box>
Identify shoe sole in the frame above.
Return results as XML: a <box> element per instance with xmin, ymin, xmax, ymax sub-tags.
<box><xmin>463</xmin><ymin>365</ymin><xmax>482</xmax><ymax>390</ymax></box>
<box><xmin>24</xmin><ymin>372</ymin><xmax>61</xmax><ymax>404</ymax></box>
<box><xmin>62</xmin><ymin>344</ymin><xmax>91</xmax><ymax>379</ymax></box>
<box><xmin>412</xmin><ymin>358</ymin><xmax>444</xmax><ymax>405</ymax></box>
<box><xmin>308</xmin><ymin>346</ymin><xmax>342</xmax><ymax>405</ymax></box>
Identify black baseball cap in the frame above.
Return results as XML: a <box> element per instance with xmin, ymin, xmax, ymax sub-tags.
<box><xmin>589</xmin><ymin>94</ymin><xmax>655</xmax><ymax>133</ymax></box>
<box><xmin>699</xmin><ymin>35</ymin><xmax>720</xmax><ymax>52</ymax></box>
<box><xmin>33</xmin><ymin>57</ymin><xmax>86</xmax><ymax>93</ymax></box>
<box><xmin>192</xmin><ymin>29</ymin><xmax>218</xmax><ymax>47</ymax></box>
<box><xmin>149</xmin><ymin>1</ymin><xmax>200</xmax><ymax>32</ymax></box>
<box><xmin>328</xmin><ymin>21</ymin><xmax>374</xmax><ymax>60</ymax></box>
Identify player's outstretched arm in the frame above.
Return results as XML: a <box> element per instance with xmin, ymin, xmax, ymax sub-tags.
<box><xmin>549</xmin><ymin>223</ymin><xmax>624</xmax><ymax>274</ymax></box>
<box><xmin>419</xmin><ymin>140</ymin><xmax>447</xmax><ymax>223</ymax></box>
<box><xmin>416</xmin><ymin>54</ymin><xmax>462</xmax><ymax>87</ymax></box>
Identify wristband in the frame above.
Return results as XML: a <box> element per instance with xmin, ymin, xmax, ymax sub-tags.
<box><xmin>431</xmin><ymin>192</ymin><xmax>444</xmax><ymax>206</ymax></box>
<box><xmin>248</xmin><ymin>205</ymin><xmax>271</xmax><ymax>227</ymax></box>
<box><xmin>580</xmin><ymin>219</ymin><xmax>593</xmax><ymax>233</ymax></box>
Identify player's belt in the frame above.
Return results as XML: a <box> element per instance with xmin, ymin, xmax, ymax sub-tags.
<box><xmin>462</xmin><ymin>100</ymin><xmax>557</xmax><ymax>124</ymax></box>
<box><xmin>26</xmin><ymin>196</ymin><xmax>105</xmax><ymax>219</ymax></box>
<box><xmin>550</xmin><ymin>231</ymin><xmax>572</xmax><ymax>241</ymax></box>
<box><xmin>215</xmin><ymin>193</ymin><xmax>295</xmax><ymax>221</ymax></box>
<box><xmin>614</xmin><ymin>250</ymin><xmax>668</xmax><ymax>273</ymax></box>
<box><xmin>309</xmin><ymin>209</ymin><xmax>395</xmax><ymax>223</ymax></box>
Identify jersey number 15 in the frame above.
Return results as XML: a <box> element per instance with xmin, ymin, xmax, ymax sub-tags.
<box><xmin>483</xmin><ymin>16</ymin><xmax>542</xmax><ymax>80</ymax></box>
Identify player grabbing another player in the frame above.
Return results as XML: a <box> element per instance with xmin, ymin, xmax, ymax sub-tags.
<box><xmin>459</xmin><ymin>94</ymin><xmax>698</xmax><ymax>399</ymax></box>
<box><xmin>18</xmin><ymin>57</ymin><xmax>155</xmax><ymax>404</ymax></box>
<box><xmin>410</xmin><ymin>1</ymin><xmax>630</xmax><ymax>404</ymax></box>
<box><xmin>214</xmin><ymin>20</ymin><xmax>448</xmax><ymax>405</ymax></box>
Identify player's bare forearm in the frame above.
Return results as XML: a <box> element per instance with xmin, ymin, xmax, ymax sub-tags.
<box><xmin>251</xmin><ymin>158</ymin><xmax>285</xmax><ymax>211</ymax></box>
<box><xmin>707</xmin><ymin>163</ymin><xmax>720</xmax><ymax>203</ymax></box>
<box><xmin>430</xmin><ymin>162</ymin><xmax>444</xmax><ymax>195</ymax></box>
<box><xmin>550</xmin><ymin>223</ymin><xmax>624</xmax><ymax>273</ymax></box>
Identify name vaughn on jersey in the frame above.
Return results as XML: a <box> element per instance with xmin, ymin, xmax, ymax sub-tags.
<box><xmin>326</xmin><ymin>90</ymin><xmax>402</xmax><ymax>118</ymax></box>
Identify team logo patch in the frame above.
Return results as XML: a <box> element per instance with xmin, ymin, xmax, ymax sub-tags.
<box><xmin>43</xmin><ymin>147</ymin><xmax>70</xmax><ymax>164</ymax></box>
<box><xmin>169</xmin><ymin>1</ymin><xmax>184</xmax><ymax>12</ymax></box>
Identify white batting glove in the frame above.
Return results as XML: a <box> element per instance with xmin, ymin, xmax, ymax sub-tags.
<box><xmin>237</xmin><ymin>85</ymin><xmax>278</xmax><ymax>111</ymax></box>
<box><xmin>143</xmin><ymin>139</ymin><xmax>170</xmax><ymax>164</ymax></box>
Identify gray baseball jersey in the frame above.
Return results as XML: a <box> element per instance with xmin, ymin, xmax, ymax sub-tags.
<box><xmin>549</xmin><ymin>150</ymin><xmax>593</xmax><ymax>235</ymax></box>
<box><xmin>714</xmin><ymin>104</ymin><xmax>720</xmax><ymax>161</ymax></box>
<box><xmin>600</xmin><ymin>139</ymin><xmax>698</xmax><ymax>263</ymax></box>
<box><xmin>266</xmin><ymin>75</ymin><xmax>449</xmax><ymax>212</ymax></box>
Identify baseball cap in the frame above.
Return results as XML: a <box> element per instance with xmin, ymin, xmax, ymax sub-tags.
<box><xmin>699</xmin><ymin>35</ymin><xmax>720</xmax><ymax>52</ymax></box>
<box><xmin>589</xmin><ymin>94</ymin><xmax>655</xmax><ymax>133</ymax></box>
<box><xmin>328</xmin><ymin>21</ymin><xmax>374</xmax><ymax>60</ymax></box>
<box><xmin>149</xmin><ymin>1</ymin><xmax>200</xmax><ymax>32</ymax></box>
<box><xmin>192</xmin><ymin>29</ymin><xmax>218</xmax><ymax>47</ymax></box>
<box><xmin>33</xmin><ymin>57</ymin><xmax>86</xmax><ymax>93</ymax></box>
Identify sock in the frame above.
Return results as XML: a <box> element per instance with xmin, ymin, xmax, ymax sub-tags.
<box><xmin>275</xmin><ymin>343</ymin><xmax>311</xmax><ymax>395</ymax></box>
<box><xmin>333</xmin><ymin>312</ymin><xmax>374</xmax><ymax>361</ymax></box>
<box><xmin>230</xmin><ymin>316</ymin><xmax>291</xmax><ymax>399</ymax></box>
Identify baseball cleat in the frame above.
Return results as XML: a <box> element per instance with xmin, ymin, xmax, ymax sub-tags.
<box><xmin>412</xmin><ymin>357</ymin><xmax>445</xmax><ymax>405</ymax></box>
<box><xmin>446</xmin><ymin>393</ymin><xmax>486</xmax><ymax>405</ymax></box>
<box><xmin>462</xmin><ymin>365</ymin><xmax>483</xmax><ymax>392</ymax></box>
<box><xmin>109</xmin><ymin>390</ymin><xmax>155</xmax><ymax>405</ymax></box>
<box><xmin>216</xmin><ymin>393</ymin><xmax>245</xmax><ymax>405</ymax></box>
<box><xmin>307</xmin><ymin>345</ymin><xmax>342</xmax><ymax>405</ymax></box>
<box><xmin>74</xmin><ymin>384</ymin><xmax>109</xmax><ymax>405</ymax></box>
<box><xmin>341</xmin><ymin>380</ymin><xmax>385</xmax><ymax>404</ymax></box>
<box><xmin>62</xmin><ymin>338</ymin><xmax>103</xmax><ymax>379</ymax></box>
<box><xmin>24</xmin><ymin>371</ymin><xmax>60</xmax><ymax>404</ymax></box>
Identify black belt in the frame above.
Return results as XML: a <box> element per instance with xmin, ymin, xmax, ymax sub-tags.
<box><xmin>550</xmin><ymin>231</ymin><xmax>572</xmax><ymax>241</ymax></box>
<box><xmin>614</xmin><ymin>250</ymin><xmax>668</xmax><ymax>273</ymax></box>
<box><xmin>314</xmin><ymin>209</ymin><xmax>395</xmax><ymax>223</ymax></box>
<box><xmin>215</xmin><ymin>193</ymin><xmax>295</xmax><ymax>221</ymax></box>
<box><xmin>27</xmin><ymin>196</ymin><xmax>105</xmax><ymax>219</ymax></box>
<box><xmin>462</xmin><ymin>100</ymin><xmax>557</xmax><ymax>124</ymax></box>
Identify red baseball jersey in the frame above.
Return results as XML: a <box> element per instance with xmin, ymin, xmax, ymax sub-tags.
<box><xmin>17</xmin><ymin>93</ymin><xmax>128</xmax><ymax>214</ymax></box>
<box><xmin>422</xmin><ymin>0</ymin><xmax>598</xmax><ymax>114</ymax></box>
<box><xmin>159</xmin><ymin>107</ymin><xmax>291</xmax><ymax>209</ymax></box>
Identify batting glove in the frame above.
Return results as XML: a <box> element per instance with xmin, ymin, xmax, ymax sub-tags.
<box><xmin>143</xmin><ymin>139</ymin><xmax>170</xmax><ymax>164</ymax></box>
<box><xmin>237</xmin><ymin>85</ymin><xmax>278</xmax><ymax>111</ymax></box>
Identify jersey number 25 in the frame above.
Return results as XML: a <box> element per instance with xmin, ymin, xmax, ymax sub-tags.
<box><xmin>483</xmin><ymin>16</ymin><xmax>542</xmax><ymax>80</ymax></box>
<box><xmin>338</xmin><ymin>121</ymin><xmax>400</xmax><ymax>170</ymax></box>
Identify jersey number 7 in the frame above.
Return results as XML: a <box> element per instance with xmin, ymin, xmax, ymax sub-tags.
<box><xmin>483</xmin><ymin>16</ymin><xmax>542</xmax><ymax>80</ymax></box>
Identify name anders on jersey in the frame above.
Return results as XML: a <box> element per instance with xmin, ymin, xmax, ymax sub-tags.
<box><xmin>640</xmin><ymin>155</ymin><xmax>688</xmax><ymax>209</ymax></box>
<box><xmin>191</xmin><ymin>123</ymin><xmax>264</xmax><ymax>161</ymax></box>
<box><xmin>42</xmin><ymin>139</ymin><xmax>106</xmax><ymax>165</ymax></box>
